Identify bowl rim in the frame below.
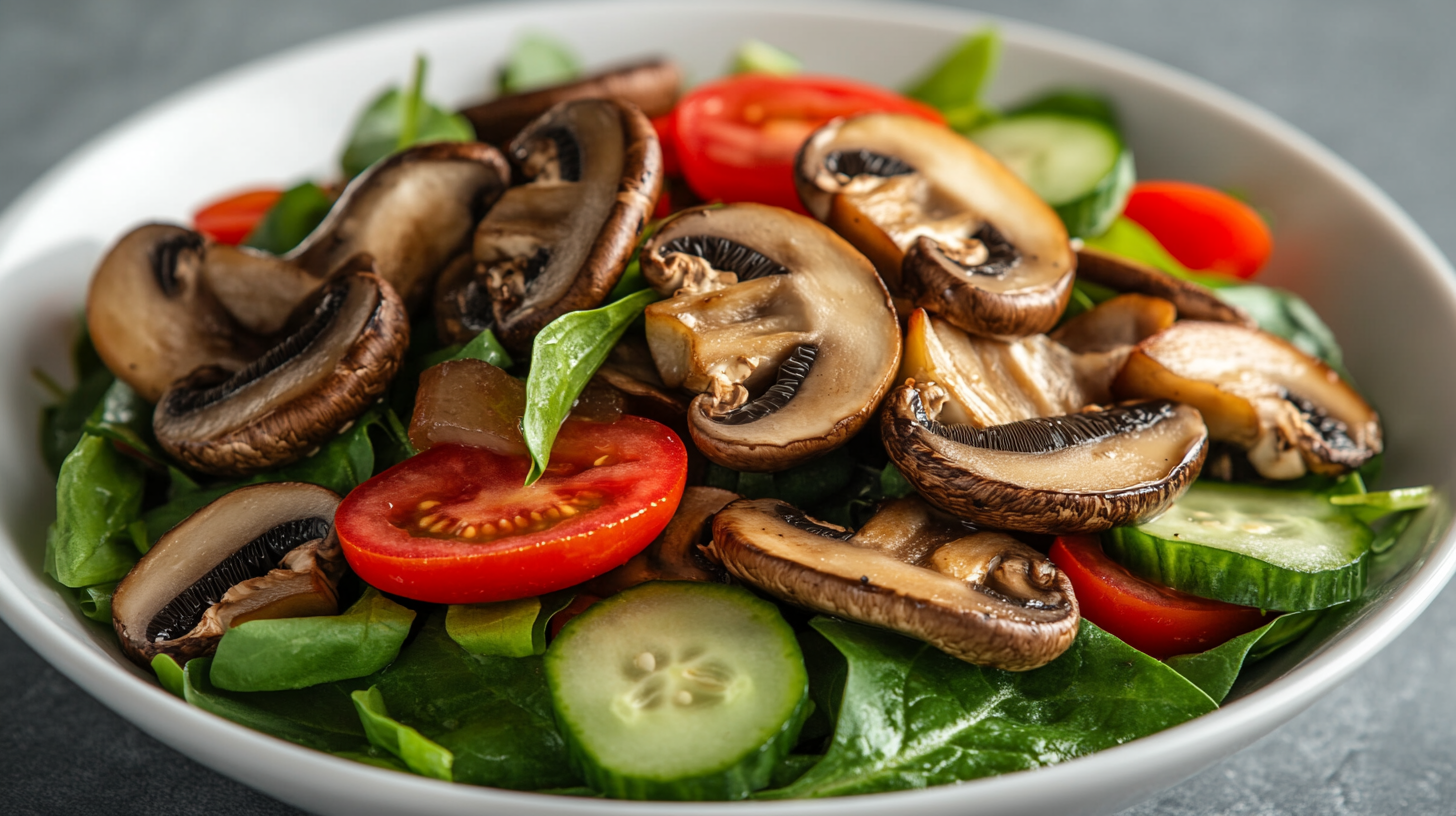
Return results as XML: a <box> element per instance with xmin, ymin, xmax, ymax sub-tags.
<box><xmin>2</xmin><ymin>0</ymin><xmax>1455</xmax><ymax>812</ymax></box>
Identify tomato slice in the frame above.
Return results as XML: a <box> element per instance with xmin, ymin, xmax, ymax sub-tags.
<box><xmin>192</xmin><ymin>187</ymin><xmax>283</xmax><ymax>245</ymax></box>
<box><xmin>1049</xmin><ymin>535</ymin><xmax>1271</xmax><ymax>659</ymax></box>
<box><xmin>336</xmin><ymin>416</ymin><xmax>687</xmax><ymax>604</ymax></box>
<box><xmin>673</xmin><ymin>74</ymin><xmax>945</xmax><ymax>212</ymax></box>
<box><xmin>1121</xmin><ymin>181</ymin><xmax>1273</xmax><ymax>279</ymax></box>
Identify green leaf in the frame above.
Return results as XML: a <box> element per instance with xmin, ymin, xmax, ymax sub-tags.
<box><xmin>446</xmin><ymin>598</ymin><xmax>541</xmax><ymax>658</ymax></box>
<box><xmin>242</xmin><ymin>182</ymin><xmax>334</xmax><ymax>255</ymax></box>
<box><xmin>704</xmin><ymin>448</ymin><xmax>857</xmax><ymax>508</ymax></box>
<box><xmin>39</xmin><ymin>364</ymin><xmax>113</xmax><ymax>477</ymax></box>
<box><xmin>904</xmin><ymin>28</ymin><xmax>1001</xmax><ymax>132</ymax></box>
<box><xmin>182</xmin><ymin>658</ymin><xmax>370</xmax><ymax>753</ymax></box>
<box><xmin>1164</xmin><ymin>610</ymin><xmax>1323</xmax><ymax>703</ymax></box>
<box><xmin>210</xmin><ymin>588</ymin><xmax>417</xmax><ymax>692</ymax></box>
<box><xmin>760</xmin><ymin>619</ymin><xmax>1215</xmax><ymax>798</ymax></box>
<box><xmin>151</xmin><ymin>654</ymin><xmax>187</xmax><ymax>698</ymax></box>
<box><xmin>731</xmin><ymin>39</ymin><xmax>802</xmax><ymax>76</ymax></box>
<box><xmin>522</xmin><ymin>288</ymin><xmax>661</xmax><ymax>484</ymax></box>
<box><xmin>498</xmin><ymin>33</ymin><xmax>582</xmax><ymax>95</ymax></box>
<box><xmin>1214</xmin><ymin>283</ymin><xmax>1347</xmax><ymax>370</ymax></box>
<box><xmin>1010</xmin><ymin>90</ymin><xmax>1120</xmax><ymax>128</ymax></box>
<box><xmin>82</xmin><ymin>379</ymin><xmax>160</xmax><ymax>465</ymax></box>
<box><xmin>46</xmin><ymin>434</ymin><xmax>145</xmax><ymax>587</ymax></box>
<box><xmin>1330</xmin><ymin>486</ymin><xmax>1433</xmax><ymax>525</ymax></box>
<box><xmin>340</xmin><ymin>56</ymin><xmax>474</xmax><ymax>179</ymax></box>
<box><xmin>446</xmin><ymin>329</ymin><xmax>513</xmax><ymax>369</ymax></box>
<box><xmin>878</xmin><ymin>463</ymin><xmax>914</xmax><ymax>500</ymax></box>
<box><xmin>71</xmin><ymin>582</ymin><xmax>117</xmax><ymax>623</ymax></box>
<box><xmin>1082</xmin><ymin>217</ymin><xmax>1201</xmax><ymax>281</ymax></box>
<box><xmin>352</xmin><ymin>686</ymin><xmax>455</xmax><ymax>782</ymax></box>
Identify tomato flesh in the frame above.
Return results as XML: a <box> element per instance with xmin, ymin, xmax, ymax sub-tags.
<box><xmin>336</xmin><ymin>416</ymin><xmax>687</xmax><ymax>604</ymax></box>
<box><xmin>1122</xmin><ymin>180</ymin><xmax>1273</xmax><ymax>279</ymax></box>
<box><xmin>193</xmin><ymin>187</ymin><xmax>282</xmax><ymax>245</ymax></box>
<box><xmin>1050</xmin><ymin>535</ymin><xmax>1271</xmax><ymax>659</ymax></box>
<box><xmin>672</xmin><ymin>74</ymin><xmax>944</xmax><ymax>212</ymax></box>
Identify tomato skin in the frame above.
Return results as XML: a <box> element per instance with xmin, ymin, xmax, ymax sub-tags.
<box><xmin>192</xmin><ymin>188</ymin><xmax>282</xmax><ymax>245</ymax></box>
<box><xmin>1122</xmin><ymin>181</ymin><xmax>1273</xmax><ymax>279</ymax></box>
<box><xmin>336</xmin><ymin>417</ymin><xmax>687</xmax><ymax>604</ymax></box>
<box><xmin>672</xmin><ymin>74</ymin><xmax>944</xmax><ymax>212</ymax></box>
<box><xmin>1050</xmin><ymin>535</ymin><xmax>1271</xmax><ymax>659</ymax></box>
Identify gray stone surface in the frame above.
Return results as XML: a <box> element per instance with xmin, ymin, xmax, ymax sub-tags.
<box><xmin>1</xmin><ymin>0</ymin><xmax>1453</xmax><ymax>813</ymax></box>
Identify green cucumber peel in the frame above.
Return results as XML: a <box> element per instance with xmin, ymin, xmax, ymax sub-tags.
<box><xmin>446</xmin><ymin>591</ymin><xmax>574</xmax><ymax>658</ymax></box>
<box><xmin>731</xmin><ymin>40</ymin><xmax>802</xmax><ymax>76</ymax></box>
<box><xmin>499</xmin><ymin>33</ymin><xmax>582</xmax><ymax>95</ymax></box>
<box><xmin>340</xmin><ymin>55</ymin><xmax>473</xmax><ymax>179</ymax></box>
<box><xmin>210</xmin><ymin>588</ymin><xmax>416</xmax><ymax>692</ymax></box>
<box><xmin>522</xmin><ymin>288</ymin><xmax>661</xmax><ymax>485</ymax></box>
<box><xmin>905</xmin><ymin>28</ymin><xmax>1001</xmax><ymax>132</ymax></box>
<box><xmin>353</xmin><ymin>686</ymin><xmax>455</xmax><ymax>782</ymax></box>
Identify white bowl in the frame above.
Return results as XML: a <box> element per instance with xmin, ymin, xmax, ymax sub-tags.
<box><xmin>2</xmin><ymin>1</ymin><xmax>1454</xmax><ymax>814</ymax></box>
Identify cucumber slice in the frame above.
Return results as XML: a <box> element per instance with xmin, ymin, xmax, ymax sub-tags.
<box><xmin>971</xmin><ymin>113</ymin><xmax>1134</xmax><ymax>237</ymax></box>
<box><xmin>1104</xmin><ymin>482</ymin><xmax>1371</xmax><ymax>611</ymax></box>
<box><xmin>545</xmin><ymin>582</ymin><xmax>809</xmax><ymax>800</ymax></box>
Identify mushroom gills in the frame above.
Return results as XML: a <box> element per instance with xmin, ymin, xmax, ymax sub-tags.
<box><xmin>655</xmin><ymin>234</ymin><xmax>790</xmax><ymax>292</ymax></box>
<box><xmin>714</xmin><ymin>344</ymin><xmax>817</xmax><ymax>425</ymax></box>
<box><xmin>824</xmin><ymin>148</ymin><xmax>913</xmax><ymax>180</ymax></box>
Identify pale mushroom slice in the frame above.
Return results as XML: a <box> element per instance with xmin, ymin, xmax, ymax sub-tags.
<box><xmin>881</xmin><ymin>381</ymin><xmax>1207</xmax><ymax>534</ymax></box>
<box><xmin>1114</xmin><ymin>321</ymin><xmax>1382</xmax><ymax>479</ymax></box>
<box><xmin>585</xmin><ymin>486</ymin><xmax>738</xmax><ymax>596</ymax></box>
<box><xmin>445</xmin><ymin>99</ymin><xmax>661</xmax><ymax>349</ymax></box>
<box><xmin>153</xmin><ymin>265</ymin><xmax>409</xmax><ymax>476</ymax></box>
<box><xmin>1074</xmin><ymin>247</ymin><xmax>1254</xmax><ymax>326</ymax></box>
<box><xmin>461</xmin><ymin>58</ymin><xmax>682</xmax><ymax>146</ymax></box>
<box><xmin>795</xmin><ymin>113</ymin><xmax>1075</xmax><ymax>337</ymax></box>
<box><xmin>709</xmin><ymin>497</ymin><xmax>1080</xmax><ymax>671</ymax></box>
<box><xmin>111</xmin><ymin>482</ymin><xmax>344</xmax><ymax>666</ymax></box>
<box><xmin>642</xmin><ymin>203</ymin><xmax>901</xmax><ymax>471</ymax></box>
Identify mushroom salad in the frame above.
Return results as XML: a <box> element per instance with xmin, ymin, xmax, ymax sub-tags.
<box><xmin>41</xmin><ymin>31</ymin><xmax>1433</xmax><ymax>801</ymax></box>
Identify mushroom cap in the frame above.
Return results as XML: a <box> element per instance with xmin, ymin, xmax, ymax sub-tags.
<box><xmin>460</xmin><ymin>58</ymin><xmax>682</xmax><ymax>146</ymax></box>
<box><xmin>1074</xmin><ymin>247</ymin><xmax>1254</xmax><ymax>327</ymax></box>
<box><xmin>710</xmin><ymin>497</ymin><xmax>1080</xmax><ymax>671</ymax></box>
<box><xmin>153</xmin><ymin>265</ymin><xmax>409</xmax><ymax>475</ymax></box>
<box><xmin>111</xmin><ymin>482</ymin><xmax>343</xmax><ymax>666</ymax></box>
<box><xmin>642</xmin><ymin>203</ymin><xmax>902</xmax><ymax>471</ymax></box>
<box><xmin>882</xmin><ymin>381</ymin><xmax>1208</xmax><ymax>534</ymax></box>
<box><xmin>795</xmin><ymin>113</ymin><xmax>1075</xmax><ymax>337</ymax></box>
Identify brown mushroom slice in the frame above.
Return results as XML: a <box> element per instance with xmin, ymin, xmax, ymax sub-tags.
<box><xmin>585</xmin><ymin>486</ymin><xmax>738</xmax><ymax>596</ymax></box>
<box><xmin>1075</xmin><ymin>246</ymin><xmax>1253</xmax><ymax>326</ymax></box>
<box><xmin>461</xmin><ymin>58</ymin><xmax>682</xmax><ymax>146</ymax></box>
<box><xmin>461</xmin><ymin>99</ymin><xmax>661</xmax><ymax>348</ymax></box>
<box><xmin>710</xmin><ymin>497</ymin><xmax>1079</xmax><ymax>670</ymax></box>
<box><xmin>642</xmin><ymin>203</ymin><xmax>901</xmax><ymax>471</ymax></box>
<box><xmin>290</xmin><ymin>142</ymin><xmax>511</xmax><ymax>310</ymax></box>
<box><xmin>882</xmin><ymin>382</ymin><xmax>1207</xmax><ymax>534</ymax></box>
<box><xmin>111</xmin><ymin>482</ymin><xmax>344</xmax><ymax>666</ymax></box>
<box><xmin>1049</xmin><ymin>293</ymin><xmax>1177</xmax><ymax>354</ymax></box>
<box><xmin>153</xmin><ymin>266</ymin><xmax>409</xmax><ymax>475</ymax></box>
<box><xmin>795</xmin><ymin>113</ymin><xmax>1075</xmax><ymax>337</ymax></box>
<box><xmin>1114</xmin><ymin>321</ymin><xmax>1381</xmax><ymax>479</ymax></box>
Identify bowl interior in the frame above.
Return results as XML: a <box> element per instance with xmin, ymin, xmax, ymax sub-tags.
<box><xmin>1</xmin><ymin>2</ymin><xmax>1453</xmax><ymax>815</ymax></box>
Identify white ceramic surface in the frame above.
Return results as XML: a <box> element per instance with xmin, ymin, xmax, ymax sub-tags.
<box><xmin>1</xmin><ymin>1</ymin><xmax>1454</xmax><ymax>814</ymax></box>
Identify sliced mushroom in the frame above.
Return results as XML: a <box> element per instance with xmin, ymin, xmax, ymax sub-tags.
<box><xmin>641</xmin><ymin>203</ymin><xmax>901</xmax><ymax>471</ymax></box>
<box><xmin>290</xmin><ymin>142</ymin><xmax>510</xmax><ymax>310</ymax></box>
<box><xmin>461</xmin><ymin>58</ymin><xmax>682</xmax><ymax>146</ymax></box>
<box><xmin>795</xmin><ymin>113</ymin><xmax>1075</xmax><ymax>337</ymax></box>
<box><xmin>1075</xmin><ymin>247</ymin><xmax>1253</xmax><ymax>326</ymax></box>
<box><xmin>111</xmin><ymin>482</ymin><xmax>345</xmax><ymax>666</ymax></box>
<box><xmin>710</xmin><ymin>497</ymin><xmax>1079</xmax><ymax>670</ymax></box>
<box><xmin>450</xmin><ymin>99</ymin><xmax>661</xmax><ymax>349</ymax></box>
<box><xmin>1050</xmin><ymin>293</ymin><xmax>1177</xmax><ymax>354</ymax></box>
<box><xmin>1114</xmin><ymin>321</ymin><xmax>1381</xmax><ymax>479</ymax></box>
<box><xmin>585</xmin><ymin>486</ymin><xmax>737</xmax><ymax>596</ymax></box>
<box><xmin>882</xmin><ymin>381</ymin><xmax>1207</xmax><ymax>534</ymax></box>
<box><xmin>153</xmin><ymin>264</ymin><xmax>409</xmax><ymax>475</ymax></box>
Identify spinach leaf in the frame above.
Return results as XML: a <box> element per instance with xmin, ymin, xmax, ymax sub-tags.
<box><xmin>182</xmin><ymin>657</ymin><xmax>370</xmax><ymax>754</ymax></box>
<box><xmin>370</xmin><ymin>613</ymin><xmax>579</xmax><ymax>790</ymax></box>
<box><xmin>340</xmin><ymin>56</ymin><xmax>473</xmax><ymax>179</ymax></box>
<box><xmin>1164</xmin><ymin>609</ymin><xmax>1324</xmax><ymax>703</ymax></box>
<box><xmin>46</xmin><ymin>433</ymin><xmax>146</xmax><ymax>587</ymax></box>
<box><xmin>704</xmin><ymin>447</ymin><xmax>856</xmax><ymax>508</ymax></box>
<box><xmin>522</xmin><ymin>288</ymin><xmax>661</xmax><ymax>484</ymax></box>
<box><xmin>445</xmin><ymin>329</ymin><xmax>513</xmax><ymax>368</ymax></box>
<box><xmin>82</xmin><ymin>379</ymin><xmax>160</xmax><ymax>464</ymax></box>
<box><xmin>243</xmin><ymin>182</ymin><xmax>334</xmax><ymax>255</ymax></box>
<box><xmin>879</xmin><ymin>463</ymin><xmax>914</xmax><ymax>500</ymax></box>
<box><xmin>1011</xmin><ymin>89</ymin><xmax>1120</xmax><ymax>128</ymax></box>
<box><xmin>730</xmin><ymin>39</ymin><xmax>802</xmax><ymax>76</ymax></box>
<box><xmin>151</xmin><ymin>654</ymin><xmax>187</xmax><ymax>698</ymax></box>
<box><xmin>210</xmin><ymin>588</ymin><xmax>416</xmax><ymax>692</ymax></box>
<box><xmin>498</xmin><ymin>33</ymin><xmax>581</xmax><ymax>95</ymax></box>
<box><xmin>761</xmin><ymin>618</ymin><xmax>1215</xmax><ymax>798</ymax></box>
<box><xmin>39</xmin><ymin>364</ymin><xmax>113</xmax><ymax>477</ymax></box>
<box><xmin>352</xmin><ymin>686</ymin><xmax>455</xmax><ymax>781</ymax></box>
<box><xmin>905</xmin><ymin>28</ymin><xmax>1001</xmax><ymax>132</ymax></box>
<box><xmin>446</xmin><ymin>592</ymin><xmax>573</xmax><ymax>658</ymax></box>
<box><xmin>71</xmin><ymin>582</ymin><xmax>117</xmax><ymax>623</ymax></box>
<box><xmin>1330</xmin><ymin>485</ymin><xmax>1433</xmax><ymax>525</ymax></box>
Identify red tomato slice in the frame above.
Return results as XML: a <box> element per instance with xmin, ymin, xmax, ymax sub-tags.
<box><xmin>192</xmin><ymin>187</ymin><xmax>283</xmax><ymax>245</ymax></box>
<box><xmin>673</xmin><ymin>74</ymin><xmax>945</xmax><ymax>212</ymax></box>
<box><xmin>1122</xmin><ymin>181</ymin><xmax>1274</xmax><ymax>279</ymax></box>
<box><xmin>1049</xmin><ymin>535</ymin><xmax>1271</xmax><ymax>659</ymax></box>
<box><xmin>336</xmin><ymin>416</ymin><xmax>687</xmax><ymax>604</ymax></box>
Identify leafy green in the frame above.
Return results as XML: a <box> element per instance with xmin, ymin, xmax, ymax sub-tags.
<box><xmin>340</xmin><ymin>56</ymin><xmax>473</xmax><ymax>179</ymax></box>
<box><xmin>243</xmin><ymin>182</ymin><xmax>334</xmax><ymax>255</ymax></box>
<box><xmin>705</xmin><ymin>448</ymin><xmax>857</xmax><ymax>508</ymax></box>
<box><xmin>151</xmin><ymin>654</ymin><xmax>187</xmax><ymax>698</ymax></box>
<box><xmin>498</xmin><ymin>33</ymin><xmax>581</xmax><ymax>95</ymax></box>
<box><xmin>904</xmin><ymin>28</ymin><xmax>1001</xmax><ymax>132</ymax></box>
<box><xmin>210</xmin><ymin>588</ymin><xmax>416</xmax><ymax>692</ymax></box>
<box><xmin>1330</xmin><ymin>485</ymin><xmax>1434</xmax><ymax>525</ymax></box>
<box><xmin>182</xmin><ymin>658</ymin><xmax>370</xmax><ymax>753</ymax></box>
<box><xmin>45</xmin><ymin>433</ymin><xmax>146</xmax><ymax>587</ymax></box>
<box><xmin>760</xmin><ymin>619</ymin><xmax>1215</xmax><ymax>798</ymax></box>
<box><xmin>522</xmin><ymin>288</ymin><xmax>661</xmax><ymax>484</ymax></box>
<box><xmin>352</xmin><ymin>686</ymin><xmax>455</xmax><ymax>781</ymax></box>
<box><xmin>1010</xmin><ymin>89</ymin><xmax>1120</xmax><ymax>127</ymax></box>
<box><xmin>445</xmin><ymin>329</ymin><xmax>513</xmax><ymax>369</ymax></box>
<box><xmin>71</xmin><ymin>582</ymin><xmax>117</xmax><ymax>623</ymax></box>
<box><xmin>446</xmin><ymin>592</ymin><xmax>574</xmax><ymax>658</ymax></box>
<box><xmin>731</xmin><ymin>40</ymin><xmax>802</xmax><ymax>76</ymax></box>
<box><xmin>879</xmin><ymin>463</ymin><xmax>915</xmax><ymax>500</ymax></box>
<box><xmin>1082</xmin><ymin>217</ymin><xmax>1206</xmax><ymax>281</ymax></box>
<box><xmin>38</xmin><ymin>323</ymin><xmax>114</xmax><ymax>475</ymax></box>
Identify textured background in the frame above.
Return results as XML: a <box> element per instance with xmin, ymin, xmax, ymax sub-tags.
<box><xmin>2</xmin><ymin>1</ymin><xmax>1454</xmax><ymax>813</ymax></box>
